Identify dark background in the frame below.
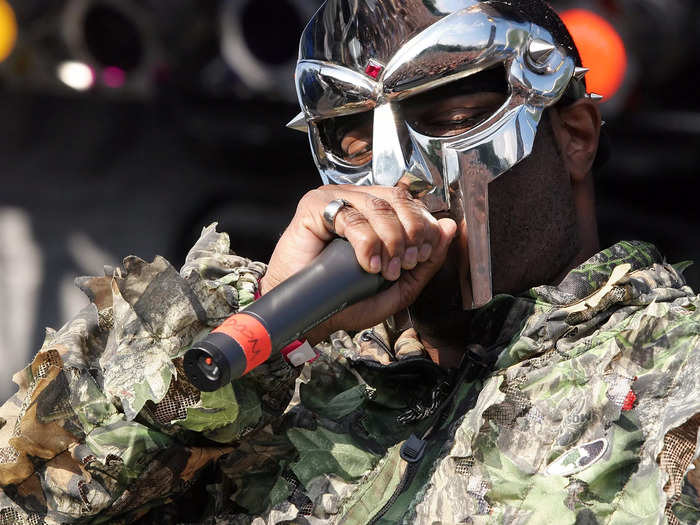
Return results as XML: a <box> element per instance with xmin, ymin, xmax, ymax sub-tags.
<box><xmin>1</xmin><ymin>0</ymin><xmax>699</xmax><ymax>402</ymax></box>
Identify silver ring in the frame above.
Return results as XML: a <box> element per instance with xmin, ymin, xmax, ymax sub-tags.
<box><xmin>322</xmin><ymin>199</ymin><xmax>351</xmax><ymax>234</ymax></box>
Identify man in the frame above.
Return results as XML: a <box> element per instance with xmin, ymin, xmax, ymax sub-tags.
<box><xmin>0</xmin><ymin>1</ymin><xmax>698</xmax><ymax>524</ymax></box>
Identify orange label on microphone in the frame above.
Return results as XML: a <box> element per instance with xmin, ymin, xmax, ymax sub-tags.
<box><xmin>213</xmin><ymin>314</ymin><xmax>271</xmax><ymax>375</ymax></box>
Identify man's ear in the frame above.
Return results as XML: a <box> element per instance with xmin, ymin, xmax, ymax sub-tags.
<box><xmin>550</xmin><ymin>100</ymin><xmax>602</xmax><ymax>183</ymax></box>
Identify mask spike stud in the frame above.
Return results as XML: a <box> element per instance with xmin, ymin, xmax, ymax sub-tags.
<box><xmin>528</xmin><ymin>39</ymin><xmax>556</xmax><ymax>64</ymax></box>
<box><xmin>573</xmin><ymin>67</ymin><xmax>590</xmax><ymax>80</ymax></box>
<box><xmin>588</xmin><ymin>93</ymin><xmax>604</xmax><ymax>101</ymax></box>
<box><xmin>286</xmin><ymin>112</ymin><xmax>308</xmax><ymax>133</ymax></box>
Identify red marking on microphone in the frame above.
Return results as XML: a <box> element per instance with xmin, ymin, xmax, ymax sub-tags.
<box><xmin>213</xmin><ymin>314</ymin><xmax>271</xmax><ymax>375</ymax></box>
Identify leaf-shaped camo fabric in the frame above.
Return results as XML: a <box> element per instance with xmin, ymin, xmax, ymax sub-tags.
<box><xmin>287</xmin><ymin>426</ymin><xmax>379</xmax><ymax>486</ymax></box>
<box><xmin>0</xmin><ymin>224</ymin><xmax>286</xmax><ymax>524</ymax></box>
<box><xmin>0</xmin><ymin>235</ymin><xmax>698</xmax><ymax>525</ymax></box>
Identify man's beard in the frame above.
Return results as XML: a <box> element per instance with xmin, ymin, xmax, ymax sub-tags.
<box><xmin>409</xmin><ymin>239</ymin><xmax>475</xmax><ymax>345</ymax></box>
<box><xmin>408</xmin><ymin>111</ymin><xmax>579</xmax><ymax>348</ymax></box>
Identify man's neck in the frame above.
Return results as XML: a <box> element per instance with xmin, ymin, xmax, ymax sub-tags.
<box><xmin>422</xmin><ymin>337</ymin><xmax>464</xmax><ymax>369</ymax></box>
<box><xmin>410</xmin><ymin>303</ymin><xmax>480</xmax><ymax>370</ymax></box>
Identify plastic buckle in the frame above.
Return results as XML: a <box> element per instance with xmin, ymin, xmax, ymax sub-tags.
<box><xmin>400</xmin><ymin>434</ymin><xmax>427</xmax><ymax>463</ymax></box>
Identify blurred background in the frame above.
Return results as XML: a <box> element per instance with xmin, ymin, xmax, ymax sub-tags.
<box><xmin>0</xmin><ymin>0</ymin><xmax>698</xmax><ymax>402</ymax></box>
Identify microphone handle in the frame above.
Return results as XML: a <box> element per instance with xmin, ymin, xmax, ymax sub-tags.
<box><xmin>184</xmin><ymin>238</ymin><xmax>385</xmax><ymax>391</ymax></box>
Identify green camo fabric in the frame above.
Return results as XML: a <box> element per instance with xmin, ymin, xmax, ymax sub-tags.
<box><xmin>0</xmin><ymin>226</ymin><xmax>698</xmax><ymax>525</ymax></box>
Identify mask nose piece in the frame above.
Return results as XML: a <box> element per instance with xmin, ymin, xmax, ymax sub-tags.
<box><xmin>403</xmin><ymin>125</ymin><xmax>450</xmax><ymax>213</ymax></box>
<box><xmin>371</xmin><ymin>103</ymin><xmax>409</xmax><ymax>188</ymax></box>
<box><xmin>402</xmin><ymin>135</ymin><xmax>435</xmax><ymax>198</ymax></box>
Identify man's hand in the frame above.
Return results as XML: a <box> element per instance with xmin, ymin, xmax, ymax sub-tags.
<box><xmin>260</xmin><ymin>185</ymin><xmax>457</xmax><ymax>343</ymax></box>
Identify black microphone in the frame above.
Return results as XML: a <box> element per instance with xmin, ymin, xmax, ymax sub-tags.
<box><xmin>184</xmin><ymin>238</ymin><xmax>385</xmax><ymax>391</ymax></box>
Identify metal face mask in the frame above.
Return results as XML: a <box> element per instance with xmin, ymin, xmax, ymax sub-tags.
<box><xmin>288</xmin><ymin>0</ymin><xmax>592</xmax><ymax>308</ymax></box>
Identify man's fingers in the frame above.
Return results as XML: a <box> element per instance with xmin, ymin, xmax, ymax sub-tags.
<box><xmin>356</xmin><ymin>193</ymin><xmax>406</xmax><ymax>279</ymax></box>
<box><xmin>298</xmin><ymin>185</ymin><xmax>447</xmax><ymax>282</ymax></box>
<box><xmin>326</xmin><ymin>194</ymin><xmax>403</xmax><ymax>280</ymax></box>
<box><xmin>355</xmin><ymin>186</ymin><xmax>442</xmax><ymax>270</ymax></box>
<box><xmin>340</xmin><ymin>217</ymin><xmax>457</xmax><ymax>327</ymax></box>
<box><xmin>316</xmin><ymin>189</ymin><xmax>408</xmax><ymax>281</ymax></box>
<box><xmin>340</xmin><ymin>186</ymin><xmax>442</xmax><ymax>276</ymax></box>
<box><xmin>332</xmin><ymin>205</ymin><xmax>383</xmax><ymax>274</ymax></box>
<box><xmin>297</xmin><ymin>188</ymin><xmax>381</xmax><ymax>275</ymax></box>
<box><xmin>394</xmin><ymin>218</ymin><xmax>457</xmax><ymax>308</ymax></box>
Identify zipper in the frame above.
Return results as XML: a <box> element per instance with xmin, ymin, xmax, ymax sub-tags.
<box><xmin>365</xmin><ymin>350</ymin><xmax>491</xmax><ymax>524</ymax></box>
<box><xmin>365</xmin><ymin>425</ymin><xmax>432</xmax><ymax>525</ymax></box>
<box><xmin>366</xmin><ymin>461</ymin><xmax>420</xmax><ymax>525</ymax></box>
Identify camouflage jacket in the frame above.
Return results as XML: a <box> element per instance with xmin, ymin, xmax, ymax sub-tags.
<box><xmin>0</xmin><ymin>225</ymin><xmax>698</xmax><ymax>525</ymax></box>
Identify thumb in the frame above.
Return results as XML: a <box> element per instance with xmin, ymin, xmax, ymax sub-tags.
<box><xmin>436</xmin><ymin>217</ymin><xmax>458</xmax><ymax>240</ymax></box>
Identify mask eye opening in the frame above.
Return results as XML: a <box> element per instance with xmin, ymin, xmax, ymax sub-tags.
<box><xmin>316</xmin><ymin>110</ymin><xmax>374</xmax><ymax>167</ymax></box>
<box><xmin>399</xmin><ymin>64</ymin><xmax>510</xmax><ymax>138</ymax></box>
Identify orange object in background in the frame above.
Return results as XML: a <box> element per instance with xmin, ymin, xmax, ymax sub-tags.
<box><xmin>560</xmin><ymin>9</ymin><xmax>628</xmax><ymax>100</ymax></box>
<box><xmin>0</xmin><ymin>0</ymin><xmax>17</xmax><ymax>63</ymax></box>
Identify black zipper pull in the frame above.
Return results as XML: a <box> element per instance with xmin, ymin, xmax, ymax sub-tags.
<box><xmin>361</xmin><ymin>328</ymin><xmax>395</xmax><ymax>360</ymax></box>
<box><xmin>400</xmin><ymin>434</ymin><xmax>426</xmax><ymax>463</ymax></box>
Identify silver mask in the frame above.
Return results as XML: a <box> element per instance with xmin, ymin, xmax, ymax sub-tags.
<box><xmin>287</xmin><ymin>0</ymin><xmax>594</xmax><ymax>308</ymax></box>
